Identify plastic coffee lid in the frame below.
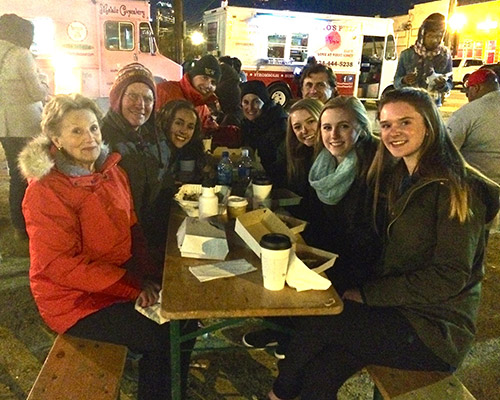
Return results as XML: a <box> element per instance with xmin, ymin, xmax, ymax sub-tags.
<box><xmin>253</xmin><ymin>176</ymin><xmax>272</xmax><ymax>185</ymax></box>
<box><xmin>228</xmin><ymin>195</ymin><xmax>248</xmax><ymax>207</ymax></box>
<box><xmin>259</xmin><ymin>233</ymin><xmax>292</xmax><ymax>250</ymax></box>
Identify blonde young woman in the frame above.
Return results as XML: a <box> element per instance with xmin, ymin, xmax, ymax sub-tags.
<box><xmin>268</xmin><ymin>88</ymin><xmax>499</xmax><ymax>400</ymax></box>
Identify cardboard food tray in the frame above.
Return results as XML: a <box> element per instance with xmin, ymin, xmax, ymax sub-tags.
<box><xmin>276</xmin><ymin>213</ymin><xmax>307</xmax><ymax>235</ymax></box>
<box><xmin>294</xmin><ymin>243</ymin><xmax>338</xmax><ymax>274</ymax></box>
<box><xmin>271</xmin><ymin>188</ymin><xmax>302</xmax><ymax>207</ymax></box>
<box><xmin>174</xmin><ymin>184</ymin><xmax>231</xmax><ymax>217</ymax></box>
<box><xmin>235</xmin><ymin>208</ymin><xmax>297</xmax><ymax>257</ymax></box>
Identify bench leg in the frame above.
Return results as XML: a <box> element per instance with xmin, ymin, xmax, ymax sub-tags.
<box><xmin>373</xmin><ymin>385</ymin><xmax>384</xmax><ymax>400</ymax></box>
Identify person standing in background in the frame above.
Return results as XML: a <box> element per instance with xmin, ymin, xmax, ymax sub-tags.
<box><xmin>447</xmin><ymin>68</ymin><xmax>500</xmax><ymax>186</ymax></box>
<box><xmin>446</xmin><ymin>68</ymin><xmax>500</xmax><ymax>240</ymax></box>
<box><xmin>0</xmin><ymin>13</ymin><xmax>48</xmax><ymax>242</ymax></box>
<box><xmin>394</xmin><ymin>13</ymin><xmax>452</xmax><ymax>106</ymax></box>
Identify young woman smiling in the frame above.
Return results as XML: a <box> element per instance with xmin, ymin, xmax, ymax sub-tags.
<box><xmin>268</xmin><ymin>88</ymin><xmax>499</xmax><ymax>400</ymax></box>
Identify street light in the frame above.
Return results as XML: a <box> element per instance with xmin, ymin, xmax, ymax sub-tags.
<box><xmin>190</xmin><ymin>31</ymin><xmax>205</xmax><ymax>46</ymax></box>
<box><xmin>448</xmin><ymin>13</ymin><xmax>466</xmax><ymax>32</ymax></box>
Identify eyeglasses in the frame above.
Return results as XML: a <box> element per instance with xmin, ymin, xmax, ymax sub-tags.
<box><xmin>124</xmin><ymin>92</ymin><xmax>154</xmax><ymax>106</ymax></box>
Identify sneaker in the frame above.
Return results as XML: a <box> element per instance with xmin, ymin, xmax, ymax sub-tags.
<box><xmin>242</xmin><ymin>329</ymin><xmax>281</xmax><ymax>349</ymax></box>
<box><xmin>273</xmin><ymin>344</ymin><xmax>286</xmax><ymax>360</ymax></box>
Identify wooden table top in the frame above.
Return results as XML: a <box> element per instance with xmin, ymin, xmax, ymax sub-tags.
<box><xmin>161</xmin><ymin>206</ymin><xmax>343</xmax><ymax>320</ymax></box>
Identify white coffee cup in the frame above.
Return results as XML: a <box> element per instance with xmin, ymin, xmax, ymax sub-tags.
<box><xmin>252</xmin><ymin>176</ymin><xmax>272</xmax><ymax>201</ymax></box>
<box><xmin>259</xmin><ymin>233</ymin><xmax>292</xmax><ymax>291</ymax></box>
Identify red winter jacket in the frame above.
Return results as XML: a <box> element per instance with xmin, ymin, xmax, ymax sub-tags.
<box><xmin>156</xmin><ymin>73</ymin><xmax>218</xmax><ymax>132</ymax></box>
<box><xmin>20</xmin><ymin>137</ymin><xmax>143</xmax><ymax>333</ymax></box>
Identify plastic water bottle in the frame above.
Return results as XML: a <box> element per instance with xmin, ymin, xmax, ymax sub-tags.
<box><xmin>198</xmin><ymin>184</ymin><xmax>219</xmax><ymax>219</ymax></box>
<box><xmin>217</xmin><ymin>151</ymin><xmax>233</xmax><ymax>186</ymax></box>
<box><xmin>237</xmin><ymin>148</ymin><xmax>253</xmax><ymax>185</ymax></box>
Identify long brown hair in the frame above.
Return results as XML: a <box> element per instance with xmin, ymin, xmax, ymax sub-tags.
<box><xmin>368</xmin><ymin>88</ymin><xmax>470</xmax><ymax>222</ymax></box>
<box><xmin>285</xmin><ymin>98</ymin><xmax>323</xmax><ymax>183</ymax></box>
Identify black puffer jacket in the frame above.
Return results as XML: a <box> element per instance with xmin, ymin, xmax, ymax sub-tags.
<box><xmin>241</xmin><ymin>102</ymin><xmax>287</xmax><ymax>182</ymax></box>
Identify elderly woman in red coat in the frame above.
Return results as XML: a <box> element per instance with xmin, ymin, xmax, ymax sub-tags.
<box><xmin>19</xmin><ymin>93</ymin><xmax>195</xmax><ymax>400</ymax></box>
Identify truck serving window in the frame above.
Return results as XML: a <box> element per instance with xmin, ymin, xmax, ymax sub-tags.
<box><xmin>268</xmin><ymin>34</ymin><xmax>286</xmax><ymax>60</ymax></box>
<box><xmin>290</xmin><ymin>33</ymin><xmax>308</xmax><ymax>62</ymax></box>
<box><xmin>105</xmin><ymin>21</ymin><xmax>134</xmax><ymax>51</ymax></box>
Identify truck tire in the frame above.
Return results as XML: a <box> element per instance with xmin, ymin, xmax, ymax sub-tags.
<box><xmin>268</xmin><ymin>83</ymin><xmax>292</xmax><ymax>107</ymax></box>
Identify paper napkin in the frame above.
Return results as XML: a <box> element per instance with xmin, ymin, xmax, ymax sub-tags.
<box><xmin>286</xmin><ymin>251</ymin><xmax>332</xmax><ymax>292</ymax></box>
<box><xmin>189</xmin><ymin>259</ymin><xmax>256</xmax><ymax>282</ymax></box>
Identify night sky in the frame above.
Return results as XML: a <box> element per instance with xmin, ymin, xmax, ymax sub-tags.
<box><xmin>179</xmin><ymin>0</ymin><xmax>434</xmax><ymax>24</ymax></box>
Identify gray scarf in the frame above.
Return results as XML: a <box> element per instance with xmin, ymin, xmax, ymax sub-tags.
<box><xmin>308</xmin><ymin>148</ymin><xmax>358</xmax><ymax>205</ymax></box>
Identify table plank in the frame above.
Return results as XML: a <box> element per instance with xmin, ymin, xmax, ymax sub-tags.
<box><xmin>161</xmin><ymin>206</ymin><xmax>343</xmax><ymax>320</ymax></box>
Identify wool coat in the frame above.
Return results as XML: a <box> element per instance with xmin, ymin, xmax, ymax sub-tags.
<box><xmin>0</xmin><ymin>39</ymin><xmax>48</xmax><ymax>138</ymax></box>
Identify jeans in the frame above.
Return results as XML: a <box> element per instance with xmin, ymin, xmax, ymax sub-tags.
<box><xmin>67</xmin><ymin>302</ymin><xmax>197</xmax><ymax>400</ymax></box>
<box><xmin>0</xmin><ymin>137</ymin><xmax>29</xmax><ymax>232</ymax></box>
<box><xmin>272</xmin><ymin>300</ymin><xmax>452</xmax><ymax>400</ymax></box>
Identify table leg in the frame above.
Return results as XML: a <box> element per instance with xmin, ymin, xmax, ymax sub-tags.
<box><xmin>170</xmin><ymin>320</ymin><xmax>181</xmax><ymax>400</ymax></box>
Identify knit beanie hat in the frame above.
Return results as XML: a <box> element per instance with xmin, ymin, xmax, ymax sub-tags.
<box><xmin>240</xmin><ymin>80</ymin><xmax>271</xmax><ymax>104</ymax></box>
<box><xmin>189</xmin><ymin>55</ymin><xmax>221</xmax><ymax>83</ymax></box>
<box><xmin>109</xmin><ymin>63</ymin><xmax>156</xmax><ymax>113</ymax></box>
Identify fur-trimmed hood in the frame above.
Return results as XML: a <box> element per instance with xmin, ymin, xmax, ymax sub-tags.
<box><xmin>18</xmin><ymin>135</ymin><xmax>111</xmax><ymax>181</ymax></box>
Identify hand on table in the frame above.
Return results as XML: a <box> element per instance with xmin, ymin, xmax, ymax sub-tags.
<box><xmin>342</xmin><ymin>288</ymin><xmax>364</xmax><ymax>303</ymax></box>
<box><xmin>137</xmin><ymin>280</ymin><xmax>161</xmax><ymax>307</ymax></box>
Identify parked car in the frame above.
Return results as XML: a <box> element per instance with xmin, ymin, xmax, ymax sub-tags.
<box><xmin>452</xmin><ymin>58</ymin><xmax>484</xmax><ymax>86</ymax></box>
<box><xmin>479</xmin><ymin>62</ymin><xmax>500</xmax><ymax>78</ymax></box>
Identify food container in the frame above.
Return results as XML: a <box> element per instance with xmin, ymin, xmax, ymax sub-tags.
<box><xmin>174</xmin><ymin>184</ymin><xmax>231</xmax><ymax>217</ymax></box>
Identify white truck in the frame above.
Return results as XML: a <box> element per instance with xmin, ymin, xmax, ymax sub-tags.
<box><xmin>203</xmin><ymin>6</ymin><xmax>398</xmax><ymax>105</ymax></box>
<box><xmin>0</xmin><ymin>0</ymin><xmax>181</xmax><ymax>100</ymax></box>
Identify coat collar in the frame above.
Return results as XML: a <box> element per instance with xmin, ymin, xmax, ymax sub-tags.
<box><xmin>179</xmin><ymin>73</ymin><xmax>218</xmax><ymax>106</ymax></box>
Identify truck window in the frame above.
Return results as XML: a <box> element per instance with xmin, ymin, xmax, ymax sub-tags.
<box><xmin>268</xmin><ymin>34</ymin><xmax>286</xmax><ymax>60</ymax></box>
<box><xmin>290</xmin><ymin>33</ymin><xmax>308</xmax><ymax>62</ymax></box>
<box><xmin>385</xmin><ymin>35</ymin><xmax>396</xmax><ymax>60</ymax></box>
<box><xmin>139</xmin><ymin>23</ymin><xmax>154</xmax><ymax>53</ymax></box>
<box><xmin>105</xmin><ymin>21</ymin><xmax>134</xmax><ymax>51</ymax></box>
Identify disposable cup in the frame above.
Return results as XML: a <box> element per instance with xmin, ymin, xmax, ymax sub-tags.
<box><xmin>259</xmin><ymin>233</ymin><xmax>292</xmax><ymax>291</ymax></box>
<box><xmin>227</xmin><ymin>196</ymin><xmax>248</xmax><ymax>219</ymax></box>
<box><xmin>252</xmin><ymin>177</ymin><xmax>272</xmax><ymax>201</ymax></box>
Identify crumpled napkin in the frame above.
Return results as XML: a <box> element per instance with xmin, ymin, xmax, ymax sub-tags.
<box><xmin>189</xmin><ymin>259</ymin><xmax>256</xmax><ymax>282</ymax></box>
<box><xmin>135</xmin><ymin>290</ymin><xmax>169</xmax><ymax>325</ymax></box>
<box><xmin>286</xmin><ymin>251</ymin><xmax>332</xmax><ymax>292</ymax></box>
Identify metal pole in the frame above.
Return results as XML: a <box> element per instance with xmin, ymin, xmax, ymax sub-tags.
<box><xmin>174</xmin><ymin>0</ymin><xmax>184</xmax><ymax>63</ymax></box>
<box><xmin>445</xmin><ymin>0</ymin><xmax>457</xmax><ymax>49</ymax></box>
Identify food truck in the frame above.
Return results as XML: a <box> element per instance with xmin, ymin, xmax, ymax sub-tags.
<box><xmin>1</xmin><ymin>0</ymin><xmax>181</xmax><ymax>99</ymax></box>
<box><xmin>203</xmin><ymin>6</ymin><xmax>398</xmax><ymax>105</ymax></box>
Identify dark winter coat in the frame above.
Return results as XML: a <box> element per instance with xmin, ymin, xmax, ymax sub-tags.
<box><xmin>304</xmin><ymin>137</ymin><xmax>381</xmax><ymax>293</ymax></box>
<box><xmin>362</xmin><ymin>175</ymin><xmax>499</xmax><ymax>367</ymax></box>
<box><xmin>241</xmin><ymin>102</ymin><xmax>287</xmax><ymax>182</ymax></box>
<box><xmin>101</xmin><ymin>111</ymin><xmax>174</xmax><ymax>253</ymax></box>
